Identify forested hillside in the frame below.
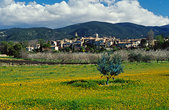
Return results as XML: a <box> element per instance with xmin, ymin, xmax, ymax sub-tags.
<box><xmin>0</xmin><ymin>21</ymin><xmax>169</xmax><ymax>41</ymax></box>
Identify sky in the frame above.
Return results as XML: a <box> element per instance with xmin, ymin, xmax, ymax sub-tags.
<box><xmin>0</xmin><ymin>0</ymin><xmax>169</xmax><ymax>29</ymax></box>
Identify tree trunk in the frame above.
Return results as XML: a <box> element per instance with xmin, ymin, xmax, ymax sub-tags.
<box><xmin>106</xmin><ymin>77</ymin><xmax>109</xmax><ymax>85</ymax></box>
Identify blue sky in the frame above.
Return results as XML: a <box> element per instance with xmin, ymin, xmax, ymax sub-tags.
<box><xmin>139</xmin><ymin>0</ymin><xmax>169</xmax><ymax>17</ymax></box>
<box><xmin>14</xmin><ymin>0</ymin><xmax>169</xmax><ymax>17</ymax></box>
<box><xmin>0</xmin><ymin>0</ymin><xmax>169</xmax><ymax>28</ymax></box>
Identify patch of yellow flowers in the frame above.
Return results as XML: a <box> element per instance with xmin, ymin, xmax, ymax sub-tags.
<box><xmin>0</xmin><ymin>62</ymin><xmax>168</xmax><ymax>109</ymax></box>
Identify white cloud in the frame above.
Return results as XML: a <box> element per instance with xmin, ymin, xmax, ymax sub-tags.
<box><xmin>0</xmin><ymin>0</ymin><xmax>169</xmax><ymax>28</ymax></box>
<box><xmin>0</xmin><ymin>0</ymin><xmax>14</xmax><ymax>7</ymax></box>
<box><xmin>100</xmin><ymin>0</ymin><xmax>116</xmax><ymax>6</ymax></box>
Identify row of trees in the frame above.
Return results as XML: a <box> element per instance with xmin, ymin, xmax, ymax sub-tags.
<box><xmin>0</xmin><ymin>41</ymin><xmax>25</xmax><ymax>58</ymax></box>
<box><xmin>140</xmin><ymin>34</ymin><xmax>169</xmax><ymax>49</ymax></box>
<box><xmin>0</xmin><ymin>39</ymin><xmax>51</xmax><ymax>58</ymax></box>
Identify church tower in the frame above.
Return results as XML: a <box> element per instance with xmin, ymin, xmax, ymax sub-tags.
<box><xmin>75</xmin><ymin>32</ymin><xmax>78</xmax><ymax>38</ymax></box>
<box><xmin>95</xmin><ymin>33</ymin><xmax>99</xmax><ymax>39</ymax></box>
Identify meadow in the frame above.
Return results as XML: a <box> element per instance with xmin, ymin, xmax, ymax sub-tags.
<box><xmin>0</xmin><ymin>62</ymin><xmax>168</xmax><ymax>109</ymax></box>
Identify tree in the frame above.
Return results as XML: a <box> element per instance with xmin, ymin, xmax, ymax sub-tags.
<box><xmin>13</xmin><ymin>43</ymin><xmax>23</xmax><ymax>58</ymax></box>
<box><xmin>154</xmin><ymin>35</ymin><xmax>164</xmax><ymax>49</ymax></box>
<box><xmin>97</xmin><ymin>53</ymin><xmax>123</xmax><ymax>85</ymax></box>
<box><xmin>156</xmin><ymin>35</ymin><xmax>164</xmax><ymax>43</ymax></box>
<box><xmin>0</xmin><ymin>41</ymin><xmax>9</xmax><ymax>54</ymax></box>
<box><xmin>140</xmin><ymin>39</ymin><xmax>147</xmax><ymax>48</ymax></box>
<box><xmin>0</xmin><ymin>41</ymin><xmax>24</xmax><ymax>58</ymax></box>
<box><xmin>20</xmin><ymin>41</ymin><xmax>28</xmax><ymax>48</ymax></box>
<box><xmin>147</xmin><ymin>29</ymin><xmax>154</xmax><ymax>46</ymax></box>
<box><xmin>42</xmin><ymin>43</ymin><xmax>51</xmax><ymax>49</ymax></box>
<box><xmin>38</xmin><ymin>39</ymin><xmax>45</xmax><ymax>52</ymax></box>
<box><xmin>0</xmin><ymin>41</ymin><xmax>14</xmax><ymax>55</ymax></box>
<box><xmin>154</xmin><ymin>35</ymin><xmax>169</xmax><ymax>49</ymax></box>
<box><xmin>38</xmin><ymin>39</ymin><xmax>51</xmax><ymax>52</ymax></box>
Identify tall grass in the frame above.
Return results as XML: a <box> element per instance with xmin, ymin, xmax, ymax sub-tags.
<box><xmin>22</xmin><ymin>49</ymin><xmax>169</xmax><ymax>63</ymax></box>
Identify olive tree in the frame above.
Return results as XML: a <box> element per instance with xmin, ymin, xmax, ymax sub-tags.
<box><xmin>97</xmin><ymin>53</ymin><xmax>123</xmax><ymax>85</ymax></box>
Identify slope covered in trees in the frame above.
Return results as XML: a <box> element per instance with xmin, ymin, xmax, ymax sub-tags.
<box><xmin>0</xmin><ymin>21</ymin><xmax>169</xmax><ymax>41</ymax></box>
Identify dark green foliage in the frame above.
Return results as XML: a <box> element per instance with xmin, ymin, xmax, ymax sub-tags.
<box><xmin>95</xmin><ymin>79</ymin><xmax>135</xmax><ymax>85</ymax></box>
<box><xmin>42</xmin><ymin>43</ymin><xmax>51</xmax><ymax>48</ymax></box>
<box><xmin>38</xmin><ymin>39</ymin><xmax>45</xmax><ymax>52</ymax></box>
<box><xmin>128</xmin><ymin>53</ymin><xmax>142</xmax><ymax>62</ymax></box>
<box><xmin>0</xmin><ymin>41</ymin><xmax>9</xmax><ymax>54</ymax></box>
<box><xmin>97</xmin><ymin>53</ymin><xmax>123</xmax><ymax>85</ymax></box>
<box><xmin>33</xmin><ymin>39</ymin><xmax>51</xmax><ymax>52</ymax></box>
<box><xmin>64</xmin><ymin>80</ymin><xmax>99</xmax><ymax>88</ymax></box>
<box><xmin>156</xmin><ymin>35</ymin><xmax>165</xmax><ymax>43</ymax></box>
<box><xmin>142</xmin><ymin>55</ymin><xmax>152</xmax><ymax>63</ymax></box>
<box><xmin>128</xmin><ymin>53</ymin><xmax>152</xmax><ymax>63</ymax></box>
<box><xmin>154</xmin><ymin>35</ymin><xmax>169</xmax><ymax>49</ymax></box>
<box><xmin>0</xmin><ymin>41</ymin><xmax>24</xmax><ymax>58</ymax></box>
<box><xmin>0</xmin><ymin>28</ymin><xmax>70</xmax><ymax>41</ymax></box>
<box><xmin>64</xmin><ymin>79</ymin><xmax>136</xmax><ymax>89</ymax></box>
<box><xmin>140</xmin><ymin>39</ymin><xmax>147</xmax><ymax>47</ymax></box>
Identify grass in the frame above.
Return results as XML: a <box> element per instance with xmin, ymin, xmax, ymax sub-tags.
<box><xmin>0</xmin><ymin>62</ymin><xmax>168</xmax><ymax>109</ymax></box>
<box><xmin>0</xmin><ymin>56</ymin><xmax>24</xmax><ymax>60</ymax></box>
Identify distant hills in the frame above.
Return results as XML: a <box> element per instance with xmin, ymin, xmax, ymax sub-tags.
<box><xmin>0</xmin><ymin>21</ymin><xmax>169</xmax><ymax>41</ymax></box>
<box><xmin>0</xmin><ymin>28</ymin><xmax>70</xmax><ymax>41</ymax></box>
<box><xmin>56</xmin><ymin>21</ymin><xmax>169</xmax><ymax>39</ymax></box>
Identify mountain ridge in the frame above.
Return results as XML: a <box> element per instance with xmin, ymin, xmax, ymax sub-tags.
<box><xmin>0</xmin><ymin>21</ymin><xmax>169</xmax><ymax>41</ymax></box>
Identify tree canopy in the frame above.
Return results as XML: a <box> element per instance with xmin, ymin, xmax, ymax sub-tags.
<box><xmin>97</xmin><ymin>53</ymin><xmax>123</xmax><ymax>85</ymax></box>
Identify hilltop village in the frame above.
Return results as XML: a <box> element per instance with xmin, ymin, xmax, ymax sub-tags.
<box><xmin>26</xmin><ymin>33</ymin><xmax>153</xmax><ymax>52</ymax></box>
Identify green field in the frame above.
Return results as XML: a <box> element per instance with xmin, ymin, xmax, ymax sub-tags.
<box><xmin>0</xmin><ymin>62</ymin><xmax>169</xmax><ymax>109</ymax></box>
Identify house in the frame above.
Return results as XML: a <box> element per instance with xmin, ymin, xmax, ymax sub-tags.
<box><xmin>72</xmin><ymin>40</ymin><xmax>83</xmax><ymax>47</ymax></box>
<box><xmin>117</xmin><ymin>42</ymin><xmax>133</xmax><ymax>48</ymax></box>
<box><xmin>94</xmin><ymin>40</ymin><xmax>106</xmax><ymax>47</ymax></box>
<box><xmin>116</xmin><ymin>39</ymin><xmax>142</xmax><ymax>48</ymax></box>
<box><xmin>63</xmin><ymin>42</ymin><xmax>72</xmax><ymax>48</ymax></box>
<box><xmin>50</xmin><ymin>41</ymin><xmax>59</xmax><ymax>51</ymax></box>
<box><xmin>131</xmin><ymin>40</ymin><xmax>141</xmax><ymax>47</ymax></box>
<box><xmin>72</xmin><ymin>40</ymin><xmax>83</xmax><ymax>51</ymax></box>
<box><xmin>26</xmin><ymin>44</ymin><xmax>40</xmax><ymax>52</ymax></box>
<box><xmin>26</xmin><ymin>46</ymin><xmax>34</xmax><ymax>51</ymax></box>
<box><xmin>80</xmin><ymin>33</ymin><xmax>116</xmax><ymax>48</ymax></box>
<box><xmin>56</xmin><ymin>40</ymin><xmax>64</xmax><ymax>48</ymax></box>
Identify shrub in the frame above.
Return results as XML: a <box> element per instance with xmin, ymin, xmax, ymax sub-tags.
<box><xmin>128</xmin><ymin>53</ymin><xmax>152</xmax><ymax>63</ymax></box>
<box><xmin>128</xmin><ymin>53</ymin><xmax>142</xmax><ymax>62</ymax></box>
<box><xmin>65</xmin><ymin>80</ymin><xmax>99</xmax><ymax>88</ymax></box>
<box><xmin>142</xmin><ymin>55</ymin><xmax>152</xmax><ymax>63</ymax></box>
